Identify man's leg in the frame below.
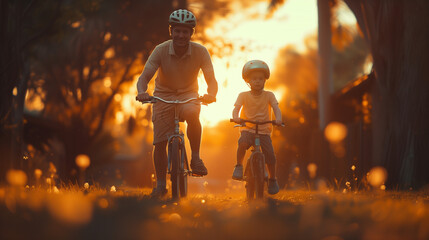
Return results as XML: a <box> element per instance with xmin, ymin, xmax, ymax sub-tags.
<box><xmin>153</xmin><ymin>140</ymin><xmax>168</xmax><ymax>189</ymax></box>
<box><xmin>182</xmin><ymin>106</ymin><xmax>201</xmax><ymax>159</ymax></box>
<box><xmin>181</xmin><ymin>104</ymin><xmax>207</xmax><ymax>175</ymax></box>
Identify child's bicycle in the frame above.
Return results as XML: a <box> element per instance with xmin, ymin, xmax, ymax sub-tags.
<box><xmin>230</xmin><ymin>118</ymin><xmax>284</xmax><ymax>200</ymax></box>
<box><xmin>140</xmin><ymin>96</ymin><xmax>207</xmax><ymax>199</ymax></box>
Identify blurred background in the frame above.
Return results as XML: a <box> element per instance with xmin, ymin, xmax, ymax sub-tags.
<box><xmin>1</xmin><ymin>0</ymin><xmax>428</xmax><ymax>191</ymax></box>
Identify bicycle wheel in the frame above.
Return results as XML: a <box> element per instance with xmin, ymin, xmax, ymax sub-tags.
<box><xmin>170</xmin><ymin>138</ymin><xmax>181</xmax><ymax>199</ymax></box>
<box><xmin>179</xmin><ymin>146</ymin><xmax>187</xmax><ymax>197</ymax></box>
<box><xmin>252</xmin><ymin>153</ymin><xmax>265</xmax><ymax>199</ymax></box>
<box><xmin>245</xmin><ymin>159</ymin><xmax>255</xmax><ymax>200</ymax></box>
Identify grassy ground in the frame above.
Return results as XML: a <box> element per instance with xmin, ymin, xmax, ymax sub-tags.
<box><xmin>0</xmin><ymin>185</ymin><xmax>428</xmax><ymax>240</ymax></box>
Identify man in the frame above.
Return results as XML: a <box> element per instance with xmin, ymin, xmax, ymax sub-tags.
<box><xmin>136</xmin><ymin>9</ymin><xmax>218</xmax><ymax>197</ymax></box>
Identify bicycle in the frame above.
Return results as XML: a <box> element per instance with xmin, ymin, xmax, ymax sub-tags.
<box><xmin>230</xmin><ymin>119</ymin><xmax>284</xmax><ymax>200</ymax></box>
<box><xmin>140</xmin><ymin>96</ymin><xmax>207</xmax><ymax>199</ymax></box>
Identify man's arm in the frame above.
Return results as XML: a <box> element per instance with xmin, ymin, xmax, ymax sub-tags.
<box><xmin>136</xmin><ymin>67</ymin><xmax>157</xmax><ymax>94</ymax></box>
<box><xmin>203</xmin><ymin>70</ymin><xmax>218</xmax><ymax>98</ymax></box>
<box><xmin>136</xmin><ymin>47</ymin><xmax>160</xmax><ymax>101</ymax></box>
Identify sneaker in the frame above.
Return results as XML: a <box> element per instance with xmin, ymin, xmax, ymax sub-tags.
<box><xmin>232</xmin><ymin>165</ymin><xmax>244</xmax><ymax>180</ymax></box>
<box><xmin>190</xmin><ymin>158</ymin><xmax>208</xmax><ymax>176</ymax></box>
<box><xmin>268</xmin><ymin>178</ymin><xmax>280</xmax><ymax>195</ymax></box>
<box><xmin>150</xmin><ymin>187</ymin><xmax>167</xmax><ymax>199</ymax></box>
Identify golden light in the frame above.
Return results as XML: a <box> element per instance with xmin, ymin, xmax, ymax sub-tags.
<box><xmin>368</xmin><ymin>166</ymin><xmax>387</xmax><ymax>188</ymax></box>
<box><xmin>71</xmin><ymin>21</ymin><xmax>81</xmax><ymax>28</ymax></box>
<box><xmin>47</xmin><ymin>193</ymin><xmax>93</xmax><ymax>225</ymax></box>
<box><xmin>324</xmin><ymin>122</ymin><xmax>348</xmax><ymax>143</ymax></box>
<box><xmin>307</xmin><ymin>163</ymin><xmax>317</xmax><ymax>179</ymax></box>
<box><xmin>84</xmin><ymin>182</ymin><xmax>90</xmax><ymax>189</ymax></box>
<box><xmin>168</xmin><ymin>213</ymin><xmax>182</xmax><ymax>222</ymax></box>
<box><xmin>98</xmin><ymin>198</ymin><xmax>109</xmax><ymax>208</ymax></box>
<box><xmin>6</xmin><ymin>169</ymin><xmax>27</xmax><ymax>187</ymax></box>
<box><xmin>104</xmin><ymin>47</ymin><xmax>115</xmax><ymax>59</ymax></box>
<box><xmin>34</xmin><ymin>169</ymin><xmax>42</xmax><ymax>180</ymax></box>
<box><xmin>103</xmin><ymin>77</ymin><xmax>112</xmax><ymax>88</ymax></box>
<box><xmin>192</xmin><ymin>0</ymin><xmax>319</xmax><ymax>126</ymax></box>
<box><xmin>75</xmin><ymin>154</ymin><xmax>91</xmax><ymax>170</ymax></box>
<box><xmin>110</xmin><ymin>185</ymin><xmax>116</xmax><ymax>192</ymax></box>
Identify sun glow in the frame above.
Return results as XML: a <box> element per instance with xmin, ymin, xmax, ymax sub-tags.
<box><xmin>194</xmin><ymin>0</ymin><xmax>318</xmax><ymax>127</ymax></box>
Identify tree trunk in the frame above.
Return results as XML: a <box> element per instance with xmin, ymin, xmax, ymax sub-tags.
<box><xmin>344</xmin><ymin>0</ymin><xmax>429</xmax><ymax>189</ymax></box>
<box><xmin>317</xmin><ymin>0</ymin><xmax>334</xmax><ymax>130</ymax></box>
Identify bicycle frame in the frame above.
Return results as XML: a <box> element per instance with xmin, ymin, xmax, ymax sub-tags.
<box><xmin>140</xmin><ymin>96</ymin><xmax>202</xmax><ymax>198</ymax></box>
<box><xmin>231</xmin><ymin>119</ymin><xmax>284</xmax><ymax>199</ymax></box>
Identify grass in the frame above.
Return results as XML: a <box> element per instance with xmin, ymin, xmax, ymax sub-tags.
<box><xmin>0</xmin><ymin>183</ymin><xmax>428</xmax><ymax>240</ymax></box>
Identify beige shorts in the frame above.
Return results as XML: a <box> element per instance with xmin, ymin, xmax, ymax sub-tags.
<box><xmin>151</xmin><ymin>93</ymin><xmax>200</xmax><ymax>144</ymax></box>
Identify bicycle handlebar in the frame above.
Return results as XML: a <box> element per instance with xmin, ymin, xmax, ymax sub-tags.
<box><xmin>137</xmin><ymin>96</ymin><xmax>203</xmax><ymax>104</ymax></box>
<box><xmin>230</xmin><ymin>118</ymin><xmax>286</xmax><ymax>127</ymax></box>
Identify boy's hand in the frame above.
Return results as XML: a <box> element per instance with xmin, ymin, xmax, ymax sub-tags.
<box><xmin>274</xmin><ymin>120</ymin><xmax>283</xmax><ymax>126</ymax></box>
<box><xmin>202</xmin><ymin>94</ymin><xmax>216</xmax><ymax>104</ymax></box>
<box><xmin>232</xmin><ymin>118</ymin><xmax>242</xmax><ymax>124</ymax></box>
<box><xmin>136</xmin><ymin>92</ymin><xmax>150</xmax><ymax>102</ymax></box>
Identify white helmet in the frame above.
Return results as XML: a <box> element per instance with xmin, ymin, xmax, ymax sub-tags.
<box><xmin>169</xmin><ymin>9</ymin><xmax>196</xmax><ymax>28</ymax></box>
<box><xmin>242</xmin><ymin>60</ymin><xmax>270</xmax><ymax>82</ymax></box>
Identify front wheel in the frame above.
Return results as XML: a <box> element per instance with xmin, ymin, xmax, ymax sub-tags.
<box><xmin>252</xmin><ymin>153</ymin><xmax>265</xmax><ymax>199</ymax></box>
<box><xmin>170</xmin><ymin>138</ymin><xmax>181</xmax><ymax>199</ymax></box>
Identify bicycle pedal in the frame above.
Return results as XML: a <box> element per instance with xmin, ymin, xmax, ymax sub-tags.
<box><xmin>190</xmin><ymin>172</ymin><xmax>204</xmax><ymax>177</ymax></box>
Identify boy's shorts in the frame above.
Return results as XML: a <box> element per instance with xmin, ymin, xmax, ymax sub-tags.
<box><xmin>152</xmin><ymin>98</ymin><xmax>200</xmax><ymax>145</ymax></box>
<box><xmin>238</xmin><ymin>130</ymin><xmax>276</xmax><ymax>165</ymax></box>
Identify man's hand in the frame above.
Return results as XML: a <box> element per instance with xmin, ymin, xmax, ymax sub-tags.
<box><xmin>201</xmin><ymin>94</ymin><xmax>216</xmax><ymax>104</ymax></box>
<box><xmin>136</xmin><ymin>92</ymin><xmax>151</xmax><ymax>102</ymax></box>
<box><xmin>274</xmin><ymin>119</ymin><xmax>283</xmax><ymax>126</ymax></box>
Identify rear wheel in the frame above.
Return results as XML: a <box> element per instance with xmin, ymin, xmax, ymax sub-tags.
<box><xmin>170</xmin><ymin>138</ymin><xmax>181</xmax><ymax>199</ymax></box>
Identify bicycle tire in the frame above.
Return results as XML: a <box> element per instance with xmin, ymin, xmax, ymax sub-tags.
<box><xmin>170</xmin><ymin>138</ymin><xmax>181</xmax><ymax>199</ymax></box>
<box><xmin>179</xmin><ymin>146</ymin><xmax>187</xmax><ymax>197</ymax></box>
<box><xmin>245</xmin><ymin>158</ymin><xmax>255</xmax><ymax>200</ymax></box>
<box><xmin>253</xmin><ymin>153</ymin><xmax>265</xmax><ymax>199</ymax></box>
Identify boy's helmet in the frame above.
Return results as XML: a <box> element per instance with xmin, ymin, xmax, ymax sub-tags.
<box><xmin>169</xmin><ymin>9</ymin><xmax>196</xmax><ymax>28</ymax></box>
<box><xmin>242</xmin><ymin>60</ymin><xmax>270</xmax><ymax>81</ymax></box>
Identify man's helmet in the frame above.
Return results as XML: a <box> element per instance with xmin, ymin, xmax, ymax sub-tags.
<box><xmin>169</xmin><ymin>9</ymin><xmax>196</xmax><ymax>28</ymax></box>
<box><xmin>242</xmin><ymin>60</ymin><xmax>270</xmax><ymax>81</ymax></box>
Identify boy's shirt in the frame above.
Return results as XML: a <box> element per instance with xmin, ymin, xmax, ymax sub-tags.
<box><xmin>234</xmin><ymin>90</ymin><xmax>278</xmax><ymax>135</ymax></box>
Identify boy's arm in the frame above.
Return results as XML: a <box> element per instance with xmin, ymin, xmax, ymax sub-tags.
<box><xmin>232</xmin><ymin>105</ymin><xmax>241</xmax><ymax>122</ymax></box>
<box><xmin>272</xmin><ymin>103</ymin><xmax>283</xmax><ymax>125</ymax></box>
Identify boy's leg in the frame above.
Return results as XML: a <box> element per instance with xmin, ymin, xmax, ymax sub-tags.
<box><xmin>233</xmin><ymin>131</ymin><xmax>252</xmax><ymax>180</ymax></box>
<box><xmin>237</xmin><ymin>131</ymin><xmax>252</xmax><ymax>165</ymax></box>
<box><xmin>260</xmin><ymin>135</ymin><xmax>277</xmax><ymax>179</ymax></box>
<box><xmin>260</xmin><ymin>135</ymin><xmax>279</xmax><ymax>194</ymax></box>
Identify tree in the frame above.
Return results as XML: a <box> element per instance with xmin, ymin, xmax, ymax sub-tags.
<box><xmin>343</xmin><ymin>0</ymin><xmax>429</xmax><ymax>188</ymax></box>
<box><xmin>26</xmin><ymin>0</ymin><xmax>175</xmax><ymax>180</ymax></box>
<box><xmin>0</xmin><ymin>0</ymin><xmax>63</xmax><ymax>180</ymax></box>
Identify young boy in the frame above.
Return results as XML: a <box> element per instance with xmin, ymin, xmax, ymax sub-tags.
<box><xmin>231</xmin><ymin>60</ymin><xmax>282</xmax><ymax>195</ymax></box>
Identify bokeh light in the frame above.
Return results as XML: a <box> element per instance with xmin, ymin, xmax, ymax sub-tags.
<box><xmin>6</xmin><ymin>169</ymin><xmax>27</xmax><ymax>187</ymax></box>
<box><xmin>75</xmin><ymin>154</ymin><xmax>91</xmax><ymax>170</ymax></box>
<box><xmin>324</xmin><ymin>122</ymin><xmax>348</xmax><ymax>143</ymax></box>
<box><xmin>368</xmin><ymin>166</ymin><xmax>388</xmax><ymax>188</ymax></box>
